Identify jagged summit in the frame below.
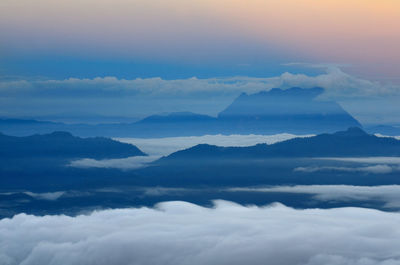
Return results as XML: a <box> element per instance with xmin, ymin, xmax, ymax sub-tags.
<box><xmin>217</xmin><ymin>87</ymin><xmax>361</xmax><ymax>134</ymax></box>
<box><xmin>220</xmin><ymin>87</ymin><xmax>342</xmax><ymax>116</ymax></box>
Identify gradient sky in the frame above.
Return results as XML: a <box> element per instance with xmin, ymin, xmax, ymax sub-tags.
<box><xmin>0</xmin><ymin>0</ymin><xmax>399</xmax><ymax>124</ymax></box>
<box><xmin>1</xmin><ymin>0</ymin><xmax>399</xmax><ymax>80</ymax></box>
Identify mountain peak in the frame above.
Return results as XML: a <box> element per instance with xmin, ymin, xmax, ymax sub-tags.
<box><xmin>217</xmin><ymin>87</ymin><xmax>361</xmax><ymax>134</ymax></box>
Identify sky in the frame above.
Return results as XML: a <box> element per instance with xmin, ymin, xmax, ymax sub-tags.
<box><xmin>1</xmin><ymin>0</ymin><xmax>399</xmax><ymax>80</ymax></box>
<box><xmin>2</xmin><ymin>2</ymin><xmax>400</xmax><ymax>262</ymax></box>
<box><xmin>0</xmin><ymin>0</ymin><xmax>399</xmax><ymax>124</ymax></box>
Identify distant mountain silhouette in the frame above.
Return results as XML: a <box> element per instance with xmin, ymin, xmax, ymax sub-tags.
<box><xmin>137</xmin><ymin>112</ymin><xmax>215</xmax><ymax>124</ymax></box>
<box><xmin>161</xmin><ymin>127</ymin><xmax>400</xmax><ymax>160</ymax></box>
<box><xmin>217</xmin><ymin>87</ymin><xmax>361</xmax><ymax>134</ymax></box>
<box><xmin>0</xmin><ymin>87</ymin><xmax>362</xmax><ymax>137</ymax></box>
<box><xmin>0</xmin><ymin>118</ymin><xmax>65</xmax><ymax>136</ymax></box>
<box><xmin>0</xmin><ymin>131</ymin><xmax>146</xmax><ymax>159</ymax></box>
<box><xmin>131</xmin><ymin>112</ymin><xmax>218</xmax><ymax>137</ymax></box>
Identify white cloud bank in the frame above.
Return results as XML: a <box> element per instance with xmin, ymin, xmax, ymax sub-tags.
<box><xmin>1</xmin><ymin>67</ymin><xmax>396</xmax><ymax>99</ymax></box>
<box><xmin>1</xmin><ymin>201</ymin><xmax>400</xmax><ymax>265</ymax></box>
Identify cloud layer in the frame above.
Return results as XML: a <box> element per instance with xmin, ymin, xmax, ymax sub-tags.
<box><xmin>1</xmin><ymin>67</ymin><xmax>396</xmax><ymax>99</ymax></box>
<box><xmin>1</xmin><ymin>201</ymin><xmax>400</xmax><ymax>265</ymax></box>
<box><xmin>292</xmin><ymin>156</ymin><xmax>400</xmax><ymax>176</ymax></box>
<box><xmin>294</xmin><ymin>165</ymin><xmax>395</xmax><ymax>174</ymax></box>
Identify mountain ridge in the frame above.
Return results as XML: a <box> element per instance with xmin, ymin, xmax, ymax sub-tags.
<box><xmin>0</xmin><ymin>131</ymin><xmax>146</xmax><ymax>159</ymax></box>
<box><xmin>159</xmin><ymin>127</ymin><xmax>400</xmax><ymax>161</ymax></box>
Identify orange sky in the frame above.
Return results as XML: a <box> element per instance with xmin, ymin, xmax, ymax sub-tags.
<box><xmin>210</xmin><ymin>0</ymin><xmax>400</xmax><ymax>79</ymax></box>
<box><xmin>1</xmin><ymin>0</ymin><xmax>399</xmax><ymax>80</ymax></box>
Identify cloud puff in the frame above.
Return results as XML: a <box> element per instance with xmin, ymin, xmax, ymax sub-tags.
<box><xmin>228</xmin><ymin>185</ymin><xmax>400</xmax><ymax>208</ymax></box>
<box><xmin>1</xmin><ymin>201</ymin><xmax>400</xmax><ymax>265</ymax></box>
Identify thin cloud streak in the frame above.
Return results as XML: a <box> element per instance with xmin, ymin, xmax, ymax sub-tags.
<box><xmin>294</xmin><ymin>165</ymin><xmax>395</xmax><ymax>174</ymax></box>
<box><xmin>228</xmin><ymin>185</ymin><xmax>400</xmax><ymax>208</ymax></box>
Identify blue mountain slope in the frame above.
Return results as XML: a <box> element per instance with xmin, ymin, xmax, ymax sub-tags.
<box><xmin>161</xmin><ymin>127</ymin><xmax>400</xmax><ymax>160</ymax></box>
<box><xmin>0</xmin><ymin>131</ymin><xmax>146</xmax><ymax>159</ymax></box>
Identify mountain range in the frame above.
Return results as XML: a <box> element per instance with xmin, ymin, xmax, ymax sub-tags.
<box><xmin>133</xmin><ymin>127</ymin><xmax>400</xmax><ymax>188</ymax></box>
<box><xmin>1</xmin><ymin>127</ymin><xmax>400</xmax><ymax>217</ymax></box>
<box><xmin>0</xmin><ymin>87</ymin><xmax>364</xmax><ymax>137</ymax></box>
<box><xmin>160</xmin><ymin>127</ymin><xmax>400</xmax><ymax>160</ymax></box>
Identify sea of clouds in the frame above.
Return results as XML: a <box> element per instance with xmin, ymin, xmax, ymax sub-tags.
<box><xmin>1</xmin><ymin>201</ymin><xmax>400</xmax><ymax>265</ymax></box>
